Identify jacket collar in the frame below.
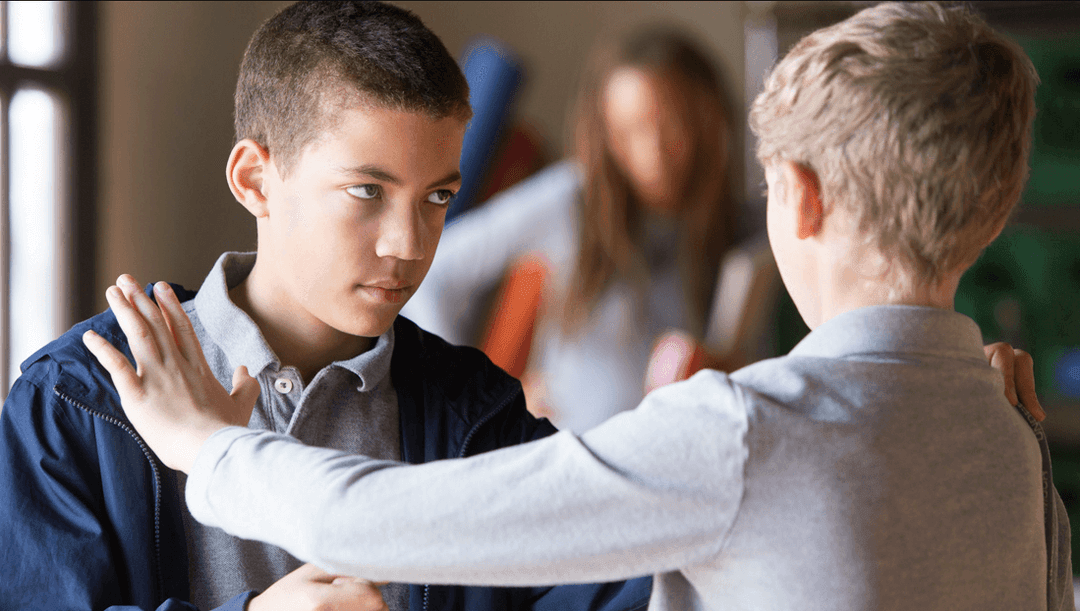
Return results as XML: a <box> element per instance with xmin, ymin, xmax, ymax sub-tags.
<box><xmin>37</xmin><ymin>282</ymin><xmax>198</xmax><ymax>422</ymax></box>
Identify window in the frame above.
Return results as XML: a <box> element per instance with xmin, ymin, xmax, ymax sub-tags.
<box><xmin>0</xmin><ymin>1</ymin><xmax>95</xmax><ymax>396</ymax></box>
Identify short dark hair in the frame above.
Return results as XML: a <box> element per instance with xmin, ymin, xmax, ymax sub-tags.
<box><xmin>235</xmin><ymin>1</ymin><xmax>471</xmax><ymax>175</ymax></box>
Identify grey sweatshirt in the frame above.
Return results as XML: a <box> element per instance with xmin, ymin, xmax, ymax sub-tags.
<box><xmin>186</xmin><ymin>305</ymin><xmax>1072</xmax><ymax>610</ymax></box>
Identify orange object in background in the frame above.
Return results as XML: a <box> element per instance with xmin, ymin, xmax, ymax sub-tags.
<box><xmin>479</xmin><ymin>255</ymin><xmax>550</xmax><ymax>378</ymax></box>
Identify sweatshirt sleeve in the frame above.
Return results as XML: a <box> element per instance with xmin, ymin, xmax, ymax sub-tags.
<box><xmin>185</xmin><ymin>371</ymin><xmax>748</xmax><ymax>586</ymax></box>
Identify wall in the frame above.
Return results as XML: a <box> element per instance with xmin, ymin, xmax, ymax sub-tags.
<box><xmin>96</xmin><ymin>1</ymin><xmax>289</xmax><ymax>309</ymax></box>
<box><xmin>394</xmin><ymin>1</ymin><xmax>746</xmax><ymax>156</ymax></box>
<box><xmin>95</xmin><ymin>1</ymin><xmax>746</xmax><ymax>310</ymax></box>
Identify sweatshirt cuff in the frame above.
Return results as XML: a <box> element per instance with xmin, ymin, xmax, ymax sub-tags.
<box><xmin>184</xmin><ymin>425</ymin><xmax>255</xmax><ymax>527</ymax></box>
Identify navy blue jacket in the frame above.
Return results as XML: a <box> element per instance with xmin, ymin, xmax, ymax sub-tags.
<box><xmin>0</xmin><ymin>284</ymin><xmax>651</xmax><ymax>611</ymax></box>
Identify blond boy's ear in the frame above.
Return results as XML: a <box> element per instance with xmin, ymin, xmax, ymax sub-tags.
<box><xmin>226</xmin><ymin>139</ymin><xmax>272</xmax><ymax>218</ymax></box>
<box><xmin>784</xmin><ymin>162</ymin><xmax>824</xmax><ymax>240</ymax></box>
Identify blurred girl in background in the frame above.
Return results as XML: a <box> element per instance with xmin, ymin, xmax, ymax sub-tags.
<box><xmin>403</xmin><ymin>28</ymin><xmax>739</xmax><ymax>433</ymax></box>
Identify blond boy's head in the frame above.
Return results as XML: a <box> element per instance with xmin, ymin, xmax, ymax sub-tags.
<box><xmin>751</xmin><ymin>2</ymin><xmax>1038</xmax><ymax>287</ymax></box>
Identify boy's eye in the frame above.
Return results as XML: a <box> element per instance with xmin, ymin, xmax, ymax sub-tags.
<box><xmin>346</xmin><ymin>184</ymin><xmax>381</xmax><ymax>199</ymax></box>
<box><xmin>426</xmin><ymin>189</ymin><xmax>455</xmax><ymax>206</ymax></box>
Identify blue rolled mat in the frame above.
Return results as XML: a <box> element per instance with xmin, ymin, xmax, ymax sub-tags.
<box><xmin>448</xmin><ymin>37</ymin><xmax>524</xmax><ymax>220</ymax></box>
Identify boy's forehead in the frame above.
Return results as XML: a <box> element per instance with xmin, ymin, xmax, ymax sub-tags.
<box><xmin>289</xmin><ymin>100</ymin><xmax>467</xmax><ymax>177</ymax></box>
<box><xmin>328</xmin><ymin>93</ymin><xmax>466</xmax><ymax>138</ymax></box>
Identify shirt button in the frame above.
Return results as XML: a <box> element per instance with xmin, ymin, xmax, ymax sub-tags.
<box><xmin>274</xmin><ymin>378</ymin><xmax>293</xmax><ymax>394</ymax></box>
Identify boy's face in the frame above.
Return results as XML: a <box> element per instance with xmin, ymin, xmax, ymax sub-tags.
<box><xmin>258</xmin><ymin>104</ymin><xmax>465</xmax><ymax>338</ymax></box>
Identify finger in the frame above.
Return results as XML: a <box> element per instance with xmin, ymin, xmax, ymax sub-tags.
<box><xmin>327</xmin><ymin>579</ymin><xmax>389</xmax><ymax>611</ymax></box>
<box><xmin>230</xmin><ymin>366</ymin><xmax>261</xmax><ymax>425</ymax></box>
<box><xmin>152</xmin><ymin>281</ymin><xmax>203</xmax><ymax>365</ymax></box>
<box><xmin>82</xmin><ymin>330</ymin><xmax>142</xmax><ymax>397</ymax></box>
<box><xmin>984</xmin><ymin>342</ymin><xmax>1019</xmax><ymax>406</ymax></box>
<box><xmin>106</xmin><ymin>285</ymin><xmax>163</xmax><ymax>368</ymax></box>
<box><xmin>116</xmin><ymin>275</ymin><xmax>177</xmax><ymax>364</ymax></box>
<box><xmin>1013</xmin><ymin>349</ymin><xmax>1045</xmax><ymax>422</ymax></box>
<box><xmin>330</xmin><ymin>577</ymin><xmax>389</xmax><ymax>587</ymax></box>
<box><xmin>294</xmin><ymin>562</ymin><xmax>338</xmax><ymax>583</ymax></box>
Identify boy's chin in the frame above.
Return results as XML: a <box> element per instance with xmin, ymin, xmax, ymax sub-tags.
<box><xmin>335</xmin><ymin>306</ymin><xmax>405</xmax><ymax>339</ymax></box>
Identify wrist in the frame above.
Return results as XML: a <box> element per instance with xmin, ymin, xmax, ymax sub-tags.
<box><xmin>172</xmin><ymin>422</ymin><xmax>231</xmax><ymax>474</ymax></box>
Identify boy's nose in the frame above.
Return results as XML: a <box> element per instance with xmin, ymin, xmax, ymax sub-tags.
<box><xmin>375</xmin><ymin>202</ymin><xmax>426</xmax><ymax>261</ymax></box>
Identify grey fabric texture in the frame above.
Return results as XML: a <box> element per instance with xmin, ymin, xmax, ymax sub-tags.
<box><xmin>187</xmin><ymin>305</ymin><xmax>1071</xmax><ymax>610</ymax></box>
<box><xmin>179</xmin><ymin>253</ymin><xmax>407</xmax><ymax>610</ymax></box>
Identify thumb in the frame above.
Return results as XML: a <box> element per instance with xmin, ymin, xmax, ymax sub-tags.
<box><xmin>230</xmin><ymin>365</ymin><xmax>260</xmax><ymax>419</ymax></box>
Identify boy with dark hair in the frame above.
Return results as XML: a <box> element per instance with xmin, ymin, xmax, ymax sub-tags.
<box><xmin>0</xmin><ymin>2</ymin><xmax>649</xmax><ymax>610</ymax></box>
<box><xmin>88</xmin><ymin>3</ymin><xmax>1071</xmax><ymax>610</ymax></box>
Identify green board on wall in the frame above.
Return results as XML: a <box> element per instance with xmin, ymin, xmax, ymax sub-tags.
<box><xmin>1013</xmin><ymin>33</ymin><xmax>1080</xmax><ymax>207</ymax></box>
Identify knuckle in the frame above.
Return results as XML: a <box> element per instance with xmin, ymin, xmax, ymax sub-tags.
<box><xmin>131</xmin><ymin>324</ymin><xmax>154</xmax><ymax>342</ymax></box>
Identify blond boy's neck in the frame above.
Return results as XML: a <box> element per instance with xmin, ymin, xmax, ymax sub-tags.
<box><xmin>803</xmin><ymin>233</ymin><xmax>964</xmax><ymax>330</ymax></box>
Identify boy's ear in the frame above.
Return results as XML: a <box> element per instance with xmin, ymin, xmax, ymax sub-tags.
<box><xmin>227</xmin><ymin>139</ymin><xmax>272</xmax><ymax>218</ymax></box>
<box><xmin>785</xmin><ymin>162</ymin><xmax>824</xmax><ymax>240</ymax></box>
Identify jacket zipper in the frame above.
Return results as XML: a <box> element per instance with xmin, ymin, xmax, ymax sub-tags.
<box><xmin>53</xmin><ymin>386</ymin><xmax>167</xmax><ymax>603</ymax></box>
<box><xmin>422</xmin><ymin>386</ymin><xmax>521</xmax><ymax>611</ymax></box>
<box><xmin>458</xmin><ymin>387</ymin><xmax>520</xmax><ymax>459</ymax></box>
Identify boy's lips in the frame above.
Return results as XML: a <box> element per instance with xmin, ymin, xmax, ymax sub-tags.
<box><xmin>357</xmin><ymin>281</ymin><xmax>411</xmax><ymax>304</ymax></box>
<box><xmin>364</xmin><ymin>281</ymin><xmax>410</xmax><ymax>290</ymax></box>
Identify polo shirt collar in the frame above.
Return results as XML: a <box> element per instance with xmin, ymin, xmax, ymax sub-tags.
<box><xmin>788</xmin><ymin>305</ymin><xmax>987</xmax><ymax>363</ymax></box>
<box><xmin>191</xmin><ymin>252</ymin><xmax>394</xmax><ymax>387</ymax></box>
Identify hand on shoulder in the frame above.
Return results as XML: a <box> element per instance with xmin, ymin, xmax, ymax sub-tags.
<box><xmin>81</xmin><ymin>274</ymin><xmax>260</xmax><ymax>473</ymax></box>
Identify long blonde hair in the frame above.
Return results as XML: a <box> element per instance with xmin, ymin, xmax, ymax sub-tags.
<box><xmin>561</xmin><ymin>28</ymin><xmax>737</xmax><ymax>335</ymax></box>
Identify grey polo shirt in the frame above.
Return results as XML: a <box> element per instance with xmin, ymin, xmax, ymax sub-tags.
<box><xmin>176</xmin><ymin>252</ymin><xmax>408</xmax><ymax>610</ymax></box>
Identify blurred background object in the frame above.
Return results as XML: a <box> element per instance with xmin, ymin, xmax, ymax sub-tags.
<box><xmin>450</xmin><ymin>37</ymin><xmax>535</xmax><ymax>220</ymax></box>
<box><xmin>0</xmin><ymin>0</ymin><xmax>95</xmax><ymax>391</ymax></box>
<box><xmin>404</xmin><ymin>26</ymin><xmax>751</xmax><ymax>433</ymax></box>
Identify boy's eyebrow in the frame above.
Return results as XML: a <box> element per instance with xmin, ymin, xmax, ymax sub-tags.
<box><xmin>426</xmin><ymin>171</ymin><xmax>462</xmax><ymax>190</ymax></box>
<box><xmin>335</xmin><ymin>165</ymin><xmax>462</xmax><ymax>189</ymax></box>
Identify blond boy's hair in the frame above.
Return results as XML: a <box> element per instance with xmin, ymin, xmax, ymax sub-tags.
<box><xmin>750</xmin><ymin>2</ymin><xmax>1038</xmax><ymax>284</ymax></box>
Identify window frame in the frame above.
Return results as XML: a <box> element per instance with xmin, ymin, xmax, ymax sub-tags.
<box><xmin>0</xmin><ymin>0</ymin><xmax>96</xmax><ymax>394</ymax></box>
